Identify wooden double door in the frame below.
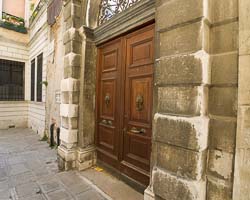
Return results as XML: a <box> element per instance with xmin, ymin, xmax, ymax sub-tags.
<box><xmin>96</xmin><ymin>24</ymin><xmax>154</xmax><ymax>186</ymax></box>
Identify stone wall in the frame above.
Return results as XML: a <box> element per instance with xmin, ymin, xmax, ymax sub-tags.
<box><xmin>233</xmin><ymin>0</ymin><xmax>250</xmax><ymax>199</ymax></box>
<box><xmin>150</xmin><ymin>0</ymin><xmax>210</xmax><ymax>199</ymax></box>
<box><xmin>207</xmin><ymin>1</ymin><xmax>238</xmax><ymax>199</ymax></box>
<box><xmin>45</xmin><ymin>12</ymin><xmax>64</xmax><ymax>137</ymax></box>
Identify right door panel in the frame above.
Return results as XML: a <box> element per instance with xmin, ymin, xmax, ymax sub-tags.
<box><xmin>121</xmin><ymin>25</ymin><xmax>154</xmax><ymax>185</ymax></box>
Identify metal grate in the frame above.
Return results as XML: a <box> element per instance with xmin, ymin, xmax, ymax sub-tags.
<box><xmin>0</xmin><ymin>59</ymin><xmax>24</xmax><ymax>101</ymax></box>
<box><xmin>36</xmin><ymin>53</ymin><xmax>43</xmax><ymax>102</ymax></box>
<box><xmin>99</xmin><ymin>0</ymin><xmax>142</xmax><ymax>25</ymax></box>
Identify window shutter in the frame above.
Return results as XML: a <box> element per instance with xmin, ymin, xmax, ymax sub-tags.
<box><xmin>36</xmin><ymin>54</ymin><xmax>43</xmax><ymax>102</ymax></box>
<box><xmin>47</xmin><ymin>0</ymin><xmax>63</xmax><ymax>25</ymax></box>
<box><xmin>31</xmin><ymin>59</ymin><xmax>35</xmax><ymax>101</ymax></box>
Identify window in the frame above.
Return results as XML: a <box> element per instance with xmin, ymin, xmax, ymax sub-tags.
<box><xmin>30</xmin><ymin>53</ymin><xmax>43</xmax><ymax>102</ymax></box>
<box><xmin>30</xmin><ymin>59</ymin><xmax>35</xmax><ymax>101</ymax></box>
<box><xmin>36</xmin><ymin>54</ymin><xmax>43</xmax><ymax>102</ymax></box>
<box><xmin>0</xmin><ymin>59</ymin><xmax>24</xmax><ymax>101</ymax></box>
<box><xmin>99</xmin><ymin>0</ymin><xmax>142</xmax><ymax>24</ymax></box>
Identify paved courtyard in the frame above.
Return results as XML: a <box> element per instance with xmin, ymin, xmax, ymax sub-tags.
<box><xmin>0</xmin><ymin>128</ymin><xmax>110</xmax><ymax>200</ymax></box>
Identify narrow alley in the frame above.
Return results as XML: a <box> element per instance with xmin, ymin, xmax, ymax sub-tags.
<box><xmin>0</xmin><ymin>128</ymin><xmax>110</xmax><ymax>200</ymax></box>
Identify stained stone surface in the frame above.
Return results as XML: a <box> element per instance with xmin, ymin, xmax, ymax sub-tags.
<box><xmin>0</xmin><ymin>128</ymin><xmax>109</xmax><ymax>200</ymax></box>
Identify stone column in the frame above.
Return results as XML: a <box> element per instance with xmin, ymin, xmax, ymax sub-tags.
<box><xmin>58</xmin><ymin>0</ymin><xmax>82</xmax><ymax>170</ymax></box>
<box><xmin>233</xmin><ymin>0</ymin><xmax>250</xmax><ymax>199</ymax></box>
<box><xmin>76</xmin><ymin>26</ymin><xmax>97</xmax><ymax>171</ymax></box>
<box><xmin>145</xmin><ymin>0</ymin><xmax>210</xmax><ymax>199</ymax></box>
<box><xmin>207</xmin><ymin>1</ymin><xmax>238</xmax><ymax>199</ymax></box>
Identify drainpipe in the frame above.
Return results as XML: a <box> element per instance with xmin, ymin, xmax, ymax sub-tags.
<box><xmin>50</xmin><ymin>123</ymin><xmax>55</xmax><ymax>147</ymax></box>
<box><xmin>56</xmin><ymin>127</ymin><xmax>60</xmax><ymax>146</ymax></box>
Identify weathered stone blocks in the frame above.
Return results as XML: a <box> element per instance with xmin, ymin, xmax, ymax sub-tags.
<box><xmin>156</xmin><ymin>143</ymin><xmax>206</xmax><ymax>180</ymax></box>
<box><xmin>63</xmin><ymin>28</ymin><xmax>81</xmax><ymax>44</ymax></box>
<box><xmin>60</xmin><ymin>104</ymin><xmax>79</xmax><ymax>118</ymax></box>
<box><xmin>60</xmin><ymin>128</ymin><xmax>78</xmax><ymax>144</ymax></box>
<box><xmin>157</xmin><ymin>0</ymin><xmax>203</xmax><ymax>30</ymax></box>
<box><xmin>209</xmin><ymin>118</ymin><xmax>236</xmax><ymax>153</ymax></box>
<box><xmin>210</xmin><ymin>0</ymin><xmax>238</xmax><ymax>24</ymax></box>
<box><xmin>209</xmin><ymin>87</ymin><xmax>237</xmax><ymax>117</ymax></box>
<box><xmin>211</xmin><ymin>53</ymin><xmax>238</xmax><ymax>85</ymax></box>
<box><xmin>160</xmin><ymin>21</ymin><xmax>207</xmax><ymax>56</ymax></box>
<box><xmin>207</xmin><ymin>150</ymin><xmax>234</xmax><ymax>181</ymax></box>
<box><xmin>238</xmin><ymin>55</ymin><xmax>250</xmax><ymax>105</ymax></box>
<box><xmin>155</xmin><ymin>54</ymin><xmax>203</xmax><ymax>85</ymax></box>
<box><xmin>154</xmin><ymin>114</ymin><xmax>208</xmax><ymax>151</ymax></box>
<box><xmin>207</xmin><ymin>178</ymin><xmax>232</xmax><ymax>200</ymax></box>
<box><xmin>158</xmin><ymin>86</ymin><xmax>207</xmax><ymax>116</ymax></box>
<box><xmin>210</xmin><ymin>22</ymin><xmax>238</xmax><ymax>54</ymax></box>
<box><xmin>61</xmin><ymin>78</ymin><xmax>80</xmax><ymax>92</ymax></box>
<box><xmin>64</xmin><ymin>53</ymin><xmax>81</xmax><ymax>68</ymax></box>
<box><xmin>152</xmin><ymin>168</ymin><xmax>206</xmax><ymax>200</ymax></box>
<box><xmin>63</xmin><ymin>1</ymin><xmax>81</xmax><ymax>21</ymax></box>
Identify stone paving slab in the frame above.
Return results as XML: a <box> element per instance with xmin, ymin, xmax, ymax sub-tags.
<box><xmin>0</xmin><ymin>128</ymin><xmax>111</xmax><ymax>200</ymax></box>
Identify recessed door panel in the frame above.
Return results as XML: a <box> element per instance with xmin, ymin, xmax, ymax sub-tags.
<box><xmin>96</xmin><ymin>24</ymin><xmax>154</xmax><ymax>187</ymax></box>
<box><xmin>100</xmin><ymin>79</ymin><xmax>115</xmax><ymax>119</ymax></box>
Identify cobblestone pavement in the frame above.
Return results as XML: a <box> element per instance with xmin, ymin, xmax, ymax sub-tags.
<box><xmin>0</xmin><ymin>128</ymin><xmax>111</xmax><ymax>200</ymax></box>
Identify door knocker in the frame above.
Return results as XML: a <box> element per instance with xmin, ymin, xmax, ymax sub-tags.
<box><xmin>104</xmin><ymin>94</ymin><xmax>111</xmax><ymax>106</ymax></box>
<box><xmin>136</xmin><ymin>94</ymin><xmax>144</xmax><ymax>111</ymax></box>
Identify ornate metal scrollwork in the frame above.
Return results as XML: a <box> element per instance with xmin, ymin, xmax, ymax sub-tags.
<box><xmin>136</xmin><ymin>94</ymin><xmax>144</xmax><ymax>111</ymax></box>
<box><xmin>104</xmin><ymin>94</ymin><xmax>111</xmax><ymax>106</ymax></box>
<box><xmin>99</xmin><ymin>0</ymin><xmax>142</xmax><ymax>25</ymax></box>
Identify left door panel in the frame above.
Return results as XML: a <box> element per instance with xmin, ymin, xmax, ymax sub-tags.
<box><xmin>96</xmin><ymin>39</ymin><xmax>122</xmax><ymax>169</ymax></box>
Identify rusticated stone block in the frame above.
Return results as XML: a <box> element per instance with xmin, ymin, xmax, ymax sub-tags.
<box><xmin>62</xmin><ymin>117</ymin><xmax>78</xmax><ymax>129</ymax></box>
<box><xmin>64</xmin><ymin>53</ymin><xmax>81</xmax><ymax>68</ymax></box>
<box><xmin>63</xmin><ymin>28</ymin><xmax>81</xmax><ymax>44</ymax></box>
<box><xmin>209</xmin><ymin>118</ymin><xmax>236</xmax><ymax>153</ymax></box>
<box><xmin>60</xmin><ymin>104</ymin><xmax>79</xmax><ymax>118</ymax></box>
<box><xmin>156</xmin><ymin>143</ymin><xmax>206</xmax><ymax>180</ymax></box>
<box><xmin>60</xmin><ymin>128</ymin><xmax>78</xmax><ymax>144</ymax></box>
<box><xmin>61</xmin><ymin>78</ymin><xmax>80</xmax><ymax>92</ymax></box>
<box><xmin>210</xmin><ymin>22</ymin><xmax>238</xmax><ymax>54</ymax></box>
<box><xmin>157</xmin><ymin>0</ymin><xmax>203</xmax><ymax>30</ymax></box>
<box><xmin>239</xmin><ymin>55</ymin><xmax>250</xmax><ymax>105</ymax></box>
<box><xmin>233</xmin><ymin>148</ymin><xmax>250</xmax><ymax>199</ymax></box>
<box><xmin>207</xmin><ymin>178</ymin><xmax>232</xmax><ymax>200</ymax></box>
<box><xmin>210</xmin><ymin>0</ymin><xmax>238</xmax><ymax>24</ymax></box>
<box><xmin>209</xmin><ymin>87</ymin><xmax>237</xmax><ymax>117</ymax></box>
<box><xmin>65</xmin><ymin>40</ymin><xmax>81</xmax><ymax>54</ymax></box>
<box><xmin>235</xmin><ymin>106</ymin><xmax>250</xmax><ymax>148</ymax></box>
<box><xmin>155</xmin><ymin>54</ymin><xmax>203</xmax><ymax>85</ymax></box>
<box><xmin>158</xmin><ymin>86</ymin><xmax>206</xmax><ymax>116</ymax></box>
<box><xmin>211</xmin><ymin>53</ymin><xmax>238</xmax><ymax>85</ymax></box>
<box><xmin>154</xmin><ymin>114</ymin><xmax>208</xmax><ymax>151</ymax></box>
<box><xmin>160</xmin><ymin>21</ymin><xmax>205</xmax><ymax>56</ymax></box>
<box><xmin>207</xmin><ymin>150</ymin><xmax>234</xmax><ymax>181</ymax></box>
<box><xmin>64</xmin><ymin>2</ymin><xmax>81</xmax><ymax>21</ymax></box>
<box><xmin>64</xmin><ymin>65</ymin><xmax>80</xmax><ymax>79</ymax></box>
<box><xmin>152</xmin><ymin>168</ymin><xmax>206</xmax><ymax>200</ymax></box>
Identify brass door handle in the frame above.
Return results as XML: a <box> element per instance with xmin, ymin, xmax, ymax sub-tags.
<box><xmin>100</xmin><ymin>120</ymin><xmax>112</xmax><ymax>126</ymax></box>
<box><xmin>130</xmin><ymin>127</ymin><xmax>146</xmax><ymax>134</ymax></box>
<box><xmin>101</xmin><ymin>119</ymin><xmax>108</xmax><ymax>125</ymax></box>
